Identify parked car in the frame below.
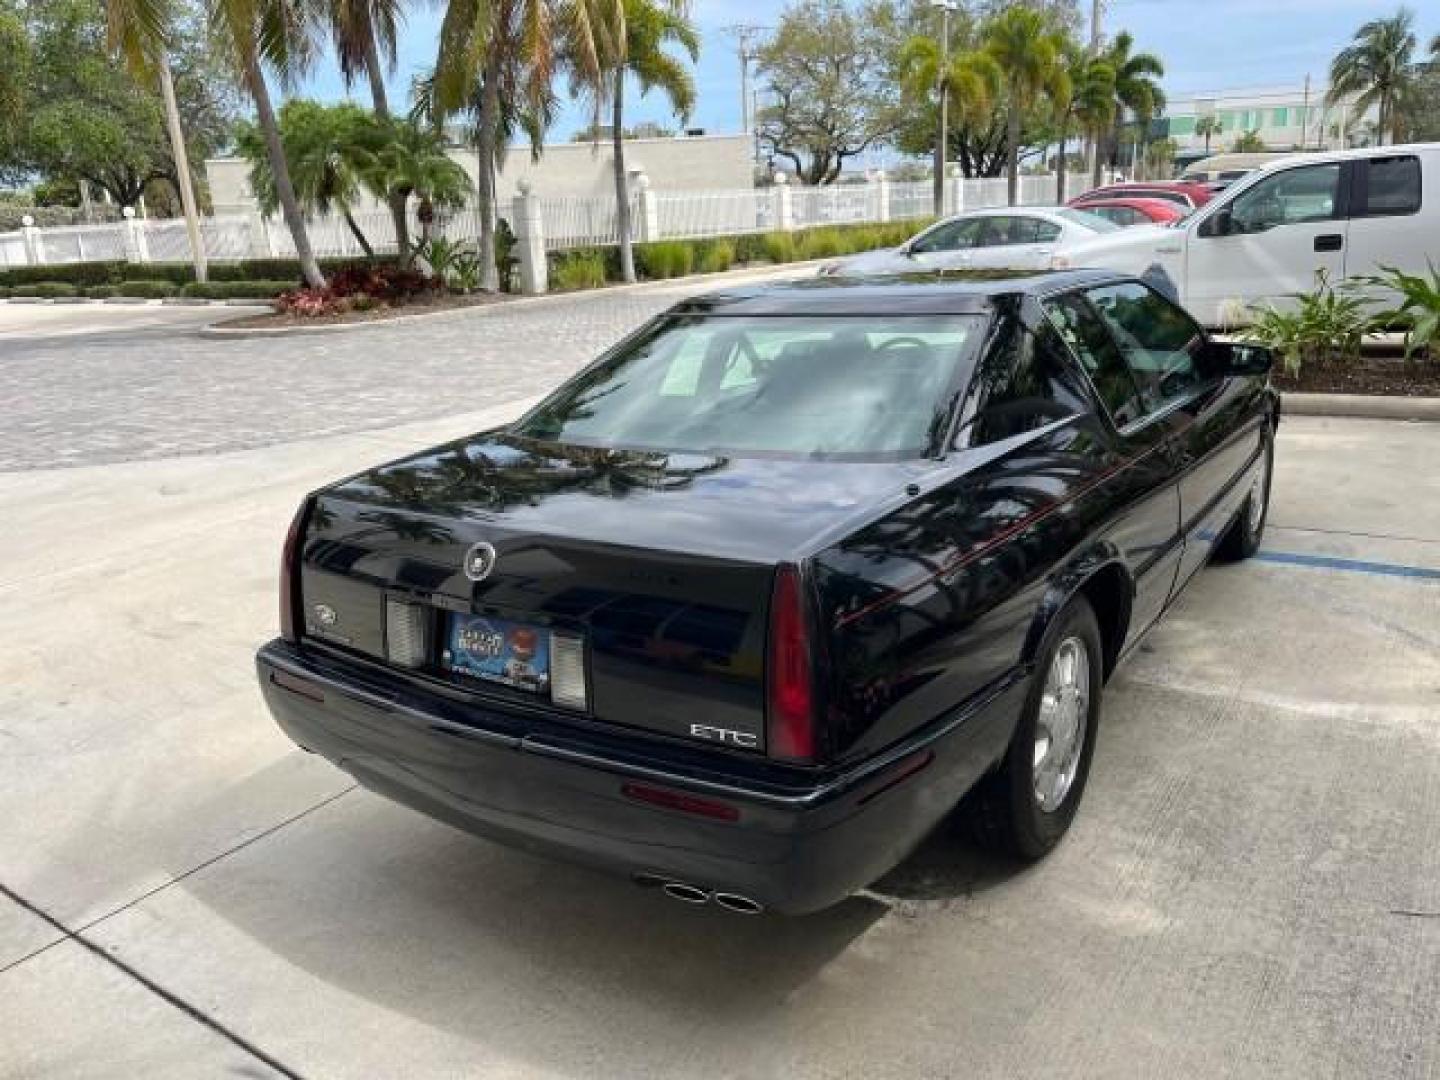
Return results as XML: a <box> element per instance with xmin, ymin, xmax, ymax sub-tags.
<box><xmin>1055</xmin><ymin>143</ymin><xmax>1440</xmax><ymax>327</ymax></box>
<box><xmin>1070</xmin><ymin>197</ymin><xmax>1189</xmax><ymax>227</ymax></box>
<box><xmin>258</xmin><ymin>270</ymin><xmax>1278</xmax><ymax>915</ymax></box>
<box><xmin>817</xmin><ymin>207</ymin><xmax>1120</xmax><ymax>276</ymax></box>
<box><xmin>1070</xmin><ymin>180</ymin><xmax>1215</xmax><ymax>210</ymax></box>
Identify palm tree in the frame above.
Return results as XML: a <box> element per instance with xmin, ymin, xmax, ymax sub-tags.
<box><xmin>591</xmin><ymin>0</ymin><xmax>699</xmax><ymax>284</ymax></box>
<box><xmin>1194</xmin><ymin>115</ymin><xmax>1222</xmax><ymax>155</ymax></box>
<box><xmin>207</xmin><ymin>0</ymin><xmax>328</xmax><ymax>287</ymax></box>
<box><xmin>435</xmin><ymin>0</ymin><xmax>603</xmax><ymax>291</ymax></box>
<box><xmin>1093</xmin><ymin>31</ymin><xmax>1164</xmax><ymax>186</ymax></box>
<box><xmin>326</xmin><ymin>0</ymin><xmax>412</xmax><ymax>257</ymax></box>
<box><xmin>236</xmin><ymin>101</ymin><xmax>385</xmax><ymax>256</ymax></box>
<box><xmin>100</xmin><ymin>0</ymin><xmax>208</xmax><ymax>282</ymax></box>
<box><xmin>982</xmin><ymin>7</ymin><xmax>1066</xmax><ymax>206</ymax></box>
<box><xmin>1052</xmin><ymin>40</ymin><xmax>1113</xmax><ymax>202</ymax></box>
<box><xmin>1328</xmin><ymin>8</ymin><xmax>1419</xmax><ymax>146</ymax></box>
<box><xmin>370</xmin><ymin>119</ymin><xmax>473</xmax><ymax>249</ymax></box>
<box><xmin>898</xmin><ymin>29</ymin><xmax>999</xmax><ymax>214</ymax></box>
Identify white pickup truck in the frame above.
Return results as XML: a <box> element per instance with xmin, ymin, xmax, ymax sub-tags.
<box><xmin>1054</xmin><ymin>143</ymin><xmax>1440</xmax><ymax>327</ymax></box>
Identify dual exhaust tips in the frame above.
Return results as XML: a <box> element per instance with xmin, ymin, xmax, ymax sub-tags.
<box><xmin>634</xmin><ymin>873</ymin><xmax>764</xmax><ymax>915</ymax></box>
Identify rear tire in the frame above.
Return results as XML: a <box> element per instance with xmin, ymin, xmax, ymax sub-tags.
<box><xmin>969</xmin><ymin>596</ymin><xmax>1104</xmax><ymax>860</ymax></box>
<box><xmin>1216</xmin><ymin>424</ymin><xmax>1273</xmax><ymax>562</ymax></box>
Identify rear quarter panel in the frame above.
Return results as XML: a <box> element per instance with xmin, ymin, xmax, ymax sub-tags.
<box><xmin>810</xmin><ymin>414</ymin><xmax>1128</xmax><ymax>765</ymax></box>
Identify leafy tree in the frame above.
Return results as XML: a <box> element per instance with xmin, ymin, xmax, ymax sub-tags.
<box><xmin>4</xmin><ymin>0</ymin><xmax>236</xmax><ymax>209</ymax></box>
<box><xmin>755</xmin><ymin>0</ymin><xmax>899</xmax><ymax>185</ymax></box>
<box><xmin>1328</xmin><ymin>7</ymin><xmax>1420</xmax><ymax>145</ymax></box>
<box><xmin>583</xmin><ymin>0</ymin><xmax>698</xmax><ymax>283</ymax></box>
<box><xmin>236</xmin><ymin>101</ymin><xmax>386</xmax><ymax>256</ymax></box>
<box><xmin>1231</xmin><ymin>129</ymin><xmax>1266</xmax><ymax>153</ymax></box>
<box><xmin>1051</xmin><ymin>38</ymin><xmax>1112</xmax><ymax>201</ymax></box>
<box><xmin>982</xmin><ymin>5</ymin><xmax>1067</xmax><ymax>205</ymax></box>
<box><xmin>433</xmin><ymin>0</ymin><xmax>577</xmax><ymax>290</ymax></box>
<box><xmin>1144</xmin><ymin>135</ymin><xmax>1177</xmax><ymax>178</ymax></box>
<box><xmin>1194</xmin><ymin>115</ymin><xmax>1222</xmax><ymax>154</ymax></box>
<box><xmin>325</xmin><ymin>0</ymin><xmax>413</xmax><ymax>256</ymax></box>
<box><xmin>897</xmin><ymin>16</ymin><xmax>999</xmax><ymax>212</ymax></box>
<box><xmin>0</xmin><ymin>6</ymin><xmax>28</xmax><ymax>177</ymax></box>
<box><xmin>368</xmin><ymin>119</ymin><xmax>473</xmax><ymax>249</ymax></box>
<box><xmin>1093</xmin><ymin>30</ymin><xmax>1164</xmax><ymax>186</ymax></box>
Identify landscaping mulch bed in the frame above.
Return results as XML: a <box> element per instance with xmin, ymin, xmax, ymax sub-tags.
<box><xmin>223</xmin><ymin>290</ymin><xmax>510</xmax><ymax>329</ymax></box>
<box><xmin>1273</xmin><ymin>360</ymin><xmax>1440</xmax><ymax>397</ymax></box>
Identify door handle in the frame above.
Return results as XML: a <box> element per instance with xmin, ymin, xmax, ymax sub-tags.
<box><xmin>1314</xmin><ymin>233</ymin><xmax>1343</xmax><ymax>252</ymax></box>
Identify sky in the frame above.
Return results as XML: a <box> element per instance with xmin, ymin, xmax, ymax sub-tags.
<box><xmin>294</xmin><ymin>0</ymin><xmax>1434</xmax><ymax>145</ymax></box>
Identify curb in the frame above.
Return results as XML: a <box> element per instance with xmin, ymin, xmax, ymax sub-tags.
<box><xmin>1282</xmin><ymin>392</ymin><xmax>1440</xmax><ymax>422</ymax></box>
<box><xmin>197</xmin><ymin>260</ymin><xmax>826</xmax><ymax>339</ymax></box>
<box><xmin>0</xmin><ymin>296</ymin><xmax>271</xmax><ymax>308</ymax></box>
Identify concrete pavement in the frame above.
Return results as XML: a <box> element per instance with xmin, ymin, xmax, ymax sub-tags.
<box><xmin>1</xmin><ymin>406</ymin><xmax>1437</xmax><ymax>1079</ymax></box>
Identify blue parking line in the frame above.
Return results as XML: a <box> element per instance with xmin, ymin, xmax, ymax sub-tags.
<box><xmin>1255</xmin><ymin>550</ymin><xmax>1440</xmax><ymax>581</ymax></box>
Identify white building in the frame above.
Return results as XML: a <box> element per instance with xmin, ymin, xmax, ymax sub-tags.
<box><xmin>205</xmin><ymin>132</ymin><xmax>755</xmax><ymax>216</ymax></box>
<box><xmin>1162</xmin><ymin>83</ymin><xmax>1380</xmax><ymax>157</ymax></box>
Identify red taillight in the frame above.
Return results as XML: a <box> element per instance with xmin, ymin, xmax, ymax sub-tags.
<box><xmin>279</xmin><ymin>499</ymin><xmax>310</xmax><ymax>643</ymax></box>
<box><xmin>766</xmin><ymin>563</ymin><xmax>816</xmax><ymax>762</ymax></box>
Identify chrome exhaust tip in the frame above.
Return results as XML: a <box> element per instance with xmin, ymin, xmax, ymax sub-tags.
<box><xmin>660</xmin><ymin>881</ymin><xmax>712</xmax><ymax>905</ymax></box>
<box><xmin>713</xmin><ymin>892</ymin><xmax>764</xmax><ymax>915</ymax></box>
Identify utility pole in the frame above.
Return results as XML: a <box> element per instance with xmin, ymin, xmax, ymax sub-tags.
<box><xmin>931</xmin><ymin>0</ymin><xmax>956</xmax><ymax>216</ymax></box>
<box><xmin>1301</xmin><ymin>73</ymin><xmax>1311</xmax><ymax>150</ymax></box>
<box><xmin>725</xmin><ymin>25</ymin><xmax>767</xmax><ymax>135</ymax></box>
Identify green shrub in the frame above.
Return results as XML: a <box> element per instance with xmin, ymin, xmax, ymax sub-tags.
<box><xmin>761</xmin><ymin>231</ymin><xmax>796</xmax><ymax>264</ymax></box>
<box><xmin>550</xmin><ymin>248</ymin><xmax>610</xmax><ymax>291</ymax></box>
<box><xmin>181</xmin><ymin>280</ymin><xmax>292</xmax><ymax>300</ymax></box>
<box><xmin>797</xmin><ymin>228</ymin><xmax>846</xmax><ymax>260</ymax></box>
<box><xmin>0</xmin><ymin>285</ymin><xmax>9</xmax><ymax>298</ymax></box>
<box><xmin>86</xmin><ymin>284</ymin><xmax>118</xmax><ymax>298</ymax></box>
<box><xmin>695</xmin><ymin>239</ymin><xmax>735</xmax><ymax>274</ymax></box>
<box><xmin>11</xmin><ymin>281</ymin><xmax>78</xmax><ymax>298</ymax></box>
<box><xmin>1352</xmin><ymin>260</ymin><xmax>1440</xmax><ymax>360</ymax></box>
<box><xmin>115</xmin><ymin>279</ymin><xmax>180</xmax><ymax>298</ymax></box>
<box><xmin>0</xmin><ymin>261</ymin><xmax>128</xmax><ymax>288</ymax></box>
<box><xmin>1241</xmin><ymin>270</ymin><xmax>1368</xmax><ymax>376</ymax></box>
<box><xmin>636</xmin><ymin>241</ymin><xmax>694</xmax><ymax>280</ymax></box>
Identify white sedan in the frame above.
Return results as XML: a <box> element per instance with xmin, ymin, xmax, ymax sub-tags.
<box><xmin>819</xmin><ymin>207</ymin><xmax>1125</xmax><ymax>276</ymax></box>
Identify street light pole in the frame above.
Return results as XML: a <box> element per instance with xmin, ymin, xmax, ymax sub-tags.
<box><xmin>932</xmin><ymin>0</ymin><xmax>955</xmax><ymax>217</ymax></box>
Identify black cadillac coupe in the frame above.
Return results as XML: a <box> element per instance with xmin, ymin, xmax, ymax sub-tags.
<box><xmin>257</xmin><ymin>269</ymin><xmax>1278</xmax><ymax>915</ymax></box>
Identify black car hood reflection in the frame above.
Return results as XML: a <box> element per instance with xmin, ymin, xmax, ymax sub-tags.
<box><xmin>328</xmin><ymin>431</ymin><xmax>948</xmax><ymax>562</ymax></box>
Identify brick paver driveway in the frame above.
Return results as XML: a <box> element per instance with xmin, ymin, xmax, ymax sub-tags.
<box><xmin>0</xmin><ymin>270</ymin><xmax>798</xmax><ymax>471</ymax></box>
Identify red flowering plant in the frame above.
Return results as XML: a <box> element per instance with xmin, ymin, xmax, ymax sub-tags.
<box><xmin>276</xmin><ymin>262</ymin><xmax>442</xmax><ymax>317</ymax></box>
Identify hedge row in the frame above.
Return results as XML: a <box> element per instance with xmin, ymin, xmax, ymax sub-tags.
<box><xmin>5</xmin><ymin>217</ymin><xmax>931</xmax><ymax>297</ymax></box>
<box><xmin>2</xmin><ymin>279</ymin><xmax>293</xmax><ymax>300</ymax></box>
<box><xmin>547</xmin><ymin>218</ymin><xmax>930</xmax><ymax>291</ymax></box>
<box><xmin>0</xmin><ymin>256</ymin><xmax>376</xmax><ymax>289</ymax></box>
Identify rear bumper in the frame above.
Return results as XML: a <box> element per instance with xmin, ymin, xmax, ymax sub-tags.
<box><xmin>257</xmin><ymin>640</ymin><xmax>1025</xmax><ymax>914</ymax></box>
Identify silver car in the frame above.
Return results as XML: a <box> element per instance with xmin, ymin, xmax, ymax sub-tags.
<box><xmin>819</xmin><ymin>207</ymin><xmax>1123</xmax><ymax>276</ymax></box>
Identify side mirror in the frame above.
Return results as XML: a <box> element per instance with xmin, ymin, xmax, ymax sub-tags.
<box><xmin>1199</xmin><ymin>207</ymin><xmax>1233</xmax><ymax>238</ymax></box>
<box><xmin>1205</xmin><ymin>340</ymin><xmax>1274</xmax><ymax>376</ymax></box>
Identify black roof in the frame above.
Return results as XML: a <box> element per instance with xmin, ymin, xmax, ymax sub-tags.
<box><xmin>671</xmin><ymin>269</ymin><xmax>1129</xmax><ymax>316</ymax></box>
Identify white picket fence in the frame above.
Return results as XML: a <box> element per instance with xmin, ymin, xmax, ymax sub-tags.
<box><xmin>0</xmin><ymin>172</ymin><xmax>1095</xmax><ymax>271</ymax></box>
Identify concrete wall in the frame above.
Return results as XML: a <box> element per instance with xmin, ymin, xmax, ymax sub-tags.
<box><xmin>206</xmin><ymin>133</ymin><xmax>754</xmax><ymax>215</ymax></box>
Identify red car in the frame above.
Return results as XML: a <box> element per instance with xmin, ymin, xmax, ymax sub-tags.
<box><xmin>1069</xmin><ymin>180</ymin><xmax>1215</xmax><ymax>211</ymax></box>
<box><xmin>1067</xmin><ymin>196</ymin><xmax>1188</xmax><ymax>228</ymax></box>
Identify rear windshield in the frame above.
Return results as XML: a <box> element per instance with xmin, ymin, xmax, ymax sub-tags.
<box><xmin>514</xmin><ymin>314</ymin><xmax>983</xmax><ymax>460</ymax></box>
<box><xmin>1059</xmin><ymin>208</ymin><xmax>1122</xmax><ymax>232</ymax></box>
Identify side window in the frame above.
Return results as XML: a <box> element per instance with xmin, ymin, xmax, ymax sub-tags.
<box><xmin>961</xmin><ymin>314</ymin><xmax>1088</xmax><ymax>446</ymax></box>
<box><xmin>912</xmin><ymin>218</ymin><xmax>981</xmax><ymax>253</ymax></box>
<box><xmin>1356</xmin><ymin>156</ymin><xmax>1421</xmax><ymax>217</ymax></box>
<box><xmin>1032</xmin><ymin>219</ymin><xmax>1062</xmax><ymax>242</ymax></box>
<box><xmin>1043</xmin><ymin>292</ymin><xmax>1149</xmax><ymax>429</ymax></box>
<box><xmin>1085</xmin><ymin>283</ymin><xmax>1205</xmax><ymax>410</ymax></box>
<box><xmin>1228</xmin><ymin>163</ymin><xmax>1342</xmax><ymax>232</ymax></box>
